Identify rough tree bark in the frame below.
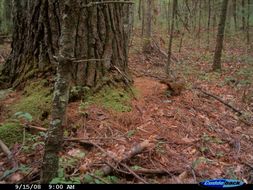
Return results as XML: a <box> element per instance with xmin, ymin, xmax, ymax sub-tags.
<box><xmin>1</xmin><ymin>0</ymin><xmax>134</xmax><ymax>90</ymax></box>
<box><xmin>212</xmin><ymin>0</ymin><xmax>229</xmax><ymax>71</ymax></box>
<box><xmin>1</xmin><ymin>0</ymin><xmax>60</xmax><ymax>88</ymax></box>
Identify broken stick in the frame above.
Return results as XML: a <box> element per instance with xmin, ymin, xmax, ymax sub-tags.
<box><xmin>195</xmin><ymin>87</ymin><xmax>243</xmax><ymax>115</ymax></box>
<box><xmin>71</xmin><ymin>139</ymin><xmax>150</xmax><ymax>183</ymax></box>
<box><xmin>95</xmin><ymin>140</ymin><xmax>150</xmax><ymax>184</ymax></box>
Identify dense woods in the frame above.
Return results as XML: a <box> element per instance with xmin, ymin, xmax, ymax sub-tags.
<box><xmin>0</xmin><ymin>0</ymin><xmax>253</xmax><ymax>185</ymax></box>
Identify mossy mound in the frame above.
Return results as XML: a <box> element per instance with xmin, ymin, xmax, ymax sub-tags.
<box><xmin>0</xmin><ymin>122</ymin><xmax>23</xmax><ymax>147</ymax></box>
<box><xmin>82</xmin><ymin>87</ymin><xmax>133</xmax><ymax>113</ymax></box>
<box><xmin>10</xmin><ymin>80</ymin><xmax>52</xmax><ymax>121</ymax></box>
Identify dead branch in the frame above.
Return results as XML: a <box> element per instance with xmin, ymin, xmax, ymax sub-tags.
<box><xmin>195</xmin><ymin>87</ymin><xmax>243</xmax><ymax>115</ymax></box>
<box><xmin>24</xmin><ymin>125</ymin><xmax>47</xmax><ymax>132</ymax></box>
<box><xmin>94</xmin><ymin>141</ymin><xmax>150</xmax><ymax>184</ymax></box>
<box><xmin>73</xmin><ymin>139</ymin><xmax>150</xmax><ymax>183</ymax></box>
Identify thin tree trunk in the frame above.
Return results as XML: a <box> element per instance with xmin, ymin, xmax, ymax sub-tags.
<box><xmin>41</xmin><ymin>0</ymin><xmax>74</xmax><ymax>183</ymax></box>
<box><xmin>166</xmin><ymin>0</ymin><xmax>177</xmax><ymax>76</ymax></box>
<box><xmin>207</xmin><ymin>0</ymin><xmax>211</xmax><ymax>48</ymax></box>
<box><xmin>233</xmin><ymin>0</ymin><xmax>238</xmax><ymax>31</ymax></box>
<box><xmin>212</xmin><ymin>0</ymin><xmax>229</xmax><ymax>71</ymax></box>
<box><xmin>142</xmin><ymin>0</ymin><xmax>152</xmax><ymax>53</ymax></box>
<box><xmin>242</xmin><ymin>0</ymin><xmax>246</xmax><ymax>30</ymax></box>
<box><xmin>246</xmin><ymin>0</ymin><xmax>250</xmax><ymax>47</ymax></box>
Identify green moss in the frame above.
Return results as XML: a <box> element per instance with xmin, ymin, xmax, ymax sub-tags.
<box><xmin>0</xmin><ymin>122</ymin><xmax>23</xmax><ymax>147</ymax></box>
<box><xmin>10</xmin><ymin>80</ymin><xmax>52</xmax><ymax>121</ymax></box>
<box><xmin>81</xmin><ymin>87</ymin><xmax>133</xmax><ymax>112</ymax></box>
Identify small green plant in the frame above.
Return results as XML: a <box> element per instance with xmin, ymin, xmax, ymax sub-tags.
<box><xmin>14</xmin><ymin>112</ymin><xmax>33</xmax><ymax>122</ymax></box>
<box><xmin>83</xmin><ymin>174</ymin><xmax>119</xmax><ymax>184</ymax></box>
<box><xmin>127</xmin><ymin>130</ymin><xmax>136</xmax><ymax>138</ymax></box>
<box><xmin>50</xmin><ymin>168</ymin><xmax>81</xmax><ymax>184</ymax></box>
<box><xmin>201</xmin><ymin>133</ymin><xmax>224</xmax><ymax>144</ymax></box>
<box><xmin>192</xmin><ymin>157</ymin><xmax>212</xmax><ymax>170</ymax></box>
<box><xmin>131</xmin><ymin>165</ymin><xmax>143</xmax><ymax>170</ymax></box>
<box><xmin>216</xmin><ymin>151</ymin><xmax>225</xmax><ymax>158</ymax></box>
<box><xmin>200</xmin><ymin>146</ymin><xmax>209</xmax><ymax>154</ymax></box>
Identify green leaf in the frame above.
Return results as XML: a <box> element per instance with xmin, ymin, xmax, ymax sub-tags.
<box><xmin>95</xmin><ymin>179</ymin><xmax>103</xmax><ymax>184</ymax></box>
<box><xmin>14</xmin><ymin>112</ymin><xmax>33</xmax><ymax>122</ymax></box>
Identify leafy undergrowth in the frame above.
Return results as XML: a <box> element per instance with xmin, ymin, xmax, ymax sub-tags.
<box><xmin>0</xmin><ymin>30</ymin><xmax>253</xmax><ymax>184</ymax></box>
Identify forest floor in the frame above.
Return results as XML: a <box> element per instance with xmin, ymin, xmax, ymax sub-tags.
<box><xmin>0</xmin><ymin>31</ymin><xmax>253</xmax><ymax>184</ymax></box>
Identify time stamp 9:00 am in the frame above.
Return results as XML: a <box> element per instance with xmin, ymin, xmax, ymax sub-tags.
<box><xmin>15</xmin><ymin>184</ymin><xmax>76</xmax><ymax>190</ymax></box>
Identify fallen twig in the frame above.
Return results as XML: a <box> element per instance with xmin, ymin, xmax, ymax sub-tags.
<box><xmin>26</xmin><ymin>125</ymin><xmax>47</xmax><ymax>132</ymax></box>
<box><xmin>95</xmin><ymin>141</ymin><xmax>150</xmax><ymax>183</ymax></box>
<box><xmin>72</xmin><ymin>139</ymin><xmax>150</xmax><ymax>183</ymax></box>
<box><xmin>195</xmin><ymin>87</ymin><xmax>243</xmax><ymax>115</ymax></box>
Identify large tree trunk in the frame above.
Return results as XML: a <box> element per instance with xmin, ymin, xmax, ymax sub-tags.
<box><xmin>1</xmin><ymin>0</ymin><xmax>60</xmax><ymax>88</ymax></box>
<box><xmin>1</xmin><ymin>0</ymin><xmax>133</xmax><ymax>89</ymax></box>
